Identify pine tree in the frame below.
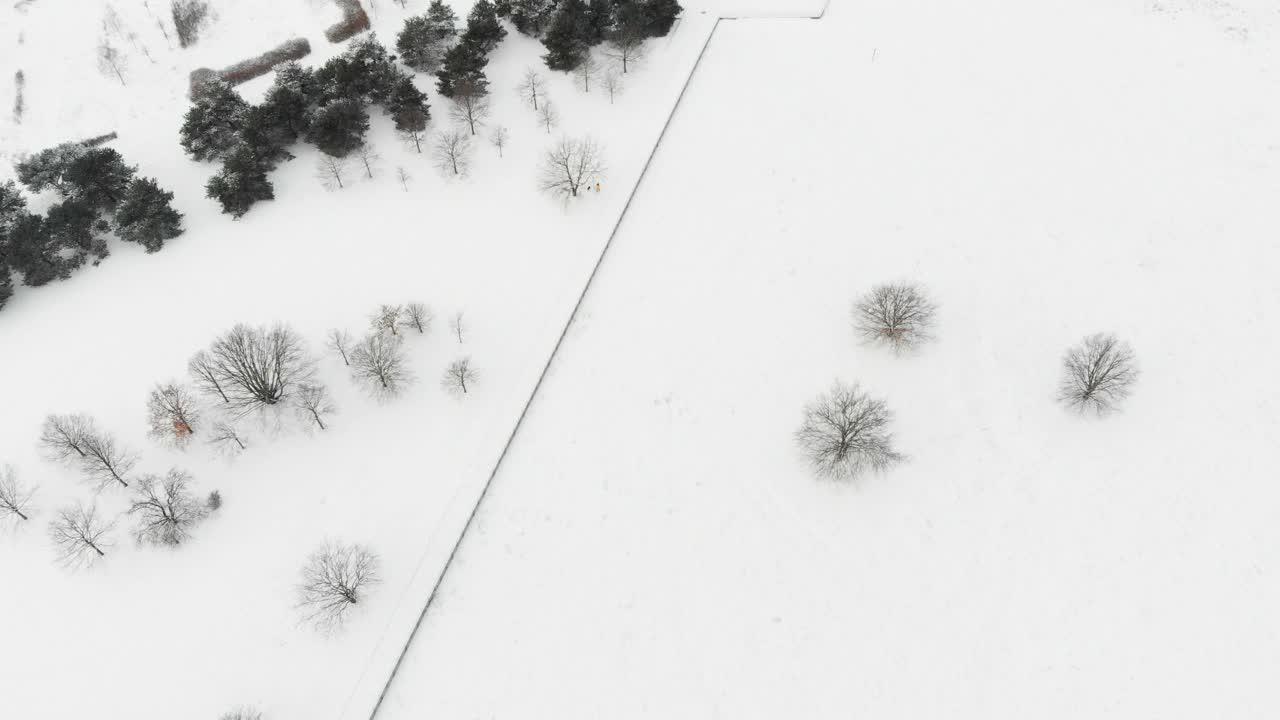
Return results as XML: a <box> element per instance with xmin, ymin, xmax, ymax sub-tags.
<box><xmin>0</xmin><ymin>266</ymin><xmax>12</xmax><ymax>312</ymax></box>
<box><xmin>436</xmin><ymin>40</ymin><xmax>490</xmax><ymax>98</ymax></box>
<box><xmin>426</xmin><ymin>0</ymin><xmax>460</xmax><ymax>41</ymax></box>
<box><xmin>114</xmin><ymin>177</ymin><xmax>184</xmax><ymax>253</ymax></box>
<box><xmin>5</xmin><ymin>213</ymin><xmax>74</xmax><ymax>286</ymax></box>
<box><xmin>179</xmin><ymin>82</ymin><xmax>250</xmax><ymax>162</ymax></box>
<box><xmin>585</xmin><ymin>0</ymin><xmax>614</xmax><ymax>45</ymax></box>
<box><xmin>542</xmin><ymin>0</ymin><xmax>592</xmax><ymax>71</ymax></box>
<box><xmin>44</xmin><ymin>198</ymin><xmax>103</xmax><ymax>260</ymax></box>
<box><xmin>644</xmin><ymin>0</ymin><xmax>682</xmax><ymax>37</ymax></box>
<box><xmin>274</xmin><ymin>61</ymin><xmax>321</xmax><ymax>111</ymax></box>
<box><xmin>463</xmin><ymin>0</ymin><xmax>507</xmax><ymax>53</ymax></box>
<box><xmin>62</xmin><ymin>147</ymin><xmax>136</xmax><ymax>212</ymax></box>
<box><xmin>306</xmin><ymin>99</ymin><xmax>370</xmax><ymax>157</ymax></box>
<box><xmin>262</xmin><ymin>71</ymin><xmax>314</xmax><ymax>140</ymax></box>
<box><xmin>387</xmin><ymin>75</ymin><xmax>431</xmax><ymax>130</ymax></box>
<box><xmin>240</xmin><ymin>104</ymin><xmax>296</xmax><ymax>171</ymax></box>
<box><xmin>0</xmin><ymin>181</ymin><xmax>26</xmax><ymax>231</ymax></box>
<box><xmin>398</xmin><ymin>3</ymin><xmax>458</xmax><ymax>73</ymax></box>
<box><xmin>318</xmin><ymin>35</ymin><xmax>399</xmax><ymax>105</ymax></box>
<box><xmin>205</xmin><ymin>144</ymin><xmax>275</xmax><ymax>219</ymax></box>
<box><xmin>508</xmin><ymin>0</ymin><xmax>556</xmax><ymax>36</ymax></box>
<box><xmin>15</xmin><ymin>142</ymin><xmax>86</xmax><ymax>194</ymax></box>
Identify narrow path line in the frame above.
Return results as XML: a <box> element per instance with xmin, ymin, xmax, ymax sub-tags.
<box><xmin>364</xmin><ymin>7</ymin><xmax>826</xmax><ymax>718</ymax></box>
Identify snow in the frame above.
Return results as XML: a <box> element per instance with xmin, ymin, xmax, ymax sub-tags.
<box><xmin>372</xmin><ymin>0</ymin><xmax>1280</xmax><ymax>718</ymax></box>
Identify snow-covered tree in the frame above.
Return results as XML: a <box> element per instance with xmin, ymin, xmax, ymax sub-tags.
<box><xmin>114</xmin><ymin>177</ymin><xmax>183</xmax><ymax>252</ymax></box>
<box><xmin>796</xmin><ymin>382</ymin><xmax>903</xmax><ymax>481</ymax></box>
<box><xmin>180</xmin><ymin>82</ymin><xmax>250</xmax><ymax>162</ymax></box>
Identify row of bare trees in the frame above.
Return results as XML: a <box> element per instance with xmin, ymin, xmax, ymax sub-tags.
<box><xmin>328</xmin><ymin>303</ymin><xmax>478</xmax><ymax>399</ymax></box>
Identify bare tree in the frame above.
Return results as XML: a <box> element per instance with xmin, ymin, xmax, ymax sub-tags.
<box><xmin>171</xmin><ymin>0</ymin><xmax>212</xmax><ymax>48</ymax></box>
<box><xmin>128</xmin><ymin>469</ymin><xmax>208</xmax><ymax>546</ymax></box>
<box><xmin>396</xmin><ymin>165</ymin><xmax>412</xmax><ymax>191</ymax></box>
<box><xmin>79</xmin><ymin>425</ymin><xmax>138</xmax><ymax>490</ymax></box>
<box><xmin>517</xmin><ymin>67</ymin><xmax>546</xmax><ymax>110</ymax></box>
<box><xmin>218</xmin><ymin>708</ymin><xmax>262</xmax><ymax>720</ymax></box>
<box><xmin>604</xmin><ymin>34</ymin><xmax>645</xmax><ymax>74</ymax></box>
<box><xmin>539</xmin><ymin>136</ymin><xmax>605</xmax><ymax>199</ymax></box>
<box><xmin>48</xmin><ymin>502</ymin><xmax>114</xmax><ymax>566</ymax></box>
<box><xmin>293</xmin><ymin>383</ymin><xmax>336</xmax><ymax>430</ymax></box>
<box><xmin>97</xmin><ymin>38</ymin><xmax>128</xmax><ymax>86</ymax></box>
<box><xmin>795</xmin><ymin>382</ymin><xmax>903</xmax><ymax>481</ymax></box>
<box><xmin>576</xmin><ymin>54</ymin><xmax>599</xmax><ymax>93</ymax></box>
<box><xmin>39</xmin><ymin>414</ymin><xmax>93</xmax><ymax>462</ymax></box>
<box><xmin>537</xmin><ymin>101</ymin><xmax>559</xmax><ymax>134</ymax></box>
<box><xmin>327</xmin><ymin>329</ymin><xmax>353</xmax><ymax>366</ymax></box>
<box><xmin>603</xmin><ymin>69</ymin><xmax>623</xmax><ymax>104</ymax></box>
<box><xmin>489</xmin><ymin>125</ymin><xmax>509</xmax><ymax>158</ymax></box>
<box><xmin>852</xmin><ymin>283</ymin><xmax>938</xmax><ymax>354</ymax></box>
<box><xmin>189</xmin><ymin>350</ymin><xmax>230</xmax><ymax>404</ymax></box>
<box><xmin>146</xmin><ymin>382</ymin><xmax>202</xmax><ymax>446</ymax></box>
<box><xmin>208</xmin><ymin>421</ymin><xmax>247</xmax><ymax>454</ymax></box>
<box><xmin>442</xmin><ymin>356</ymin><xmax>477</xmax><ymax>395</ymax></box>
<box><xmin>0</xmin><ymin>465</ymin><xmax>36</xmax><ymax>523</ymax></box>
<box><xmin>196</xmin><ymin>324</ymin><xmax>317</xmax><ymax>416</ymax></box>
<box><xmin>370</xmin><ymin>304</ymin><xmax>404</xmax><ymax>336</ymax></box>
<box><xmin>402</xmin><ymin>303</ymin><xmax>432</xmax><ymax>334</ymax></box>
<box><xmin>317</xmin><ymin>154</ymin><xmax>350</xmax><ymax>190</ymax></box>
<box><xmin>350</xmin><ymin>332</ymin><xmax>413</xmax><ymax>398</ymax></box>
<box><xmin>450</xmin><ymin>81</ymin><xmax>491</xmax><ymax>136</ymax></box>
<box><xmin>432</xmin><ymin>128</ymin><xmax>471</xmax><ymax>178</ymax></box>
<box><xmin>449</xmin><ymin>311</ymin><xmax>465</xmax><ymax>343</ymax></box>
<box><xmin>1058</xmin><ymin>333</ymin><xmax>1139</xmax><ymax>415</ymax></box>
<box><xmin>400</xmin><ymin>124</ymin><xmax>427</xmax><ymax>154</ymax></box>
<box><xmin>297</xmin><ymin>541</ymin><xmax>381</xmax><ymax>631</ymax></box>
<box><xmin>355</xmin><ymin>143</ymin><xmax>380</xmax><ymax>179</ymax></box>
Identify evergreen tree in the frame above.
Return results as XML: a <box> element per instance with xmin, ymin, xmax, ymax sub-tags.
<box><xmin>387</xmin><ymin>75</ymin><xmax>432</xmax><ymax>130</ymax></box>
<box><xmin>0</xmin><ymin>265</ymin><xmax>12</xmax><ymax>312</ymax></box>
<box><xmin>644</xmin><ymin>0</ymin><xmax>682</xmax><ymax>37</ymax></box>
<box><xmin>426</xmin><ymin>0</ymin><xmax>460</xmax><ymax>41</ymax></box>
<box><xmin>15</xmin><ymin>142</ymin><xmax>86</xmax><ymax>194</ymax></box>
<box><xmin>508</xmin><ymin>0</ymin><xmax>556</xmax><ymax>36</ymax></box>
<box><xmin>436</xmin><ymin>40</ymin><xmax>490</xmax><ymax>98</ymax></box>
<box><xmin>5</xmin><ymin>213</ymin><xmax>74</xmax><ymax>286</ymax></box>
<box><xmin>62</xmin><ymin>147</ymin><xmax>135</xmax><ymax>212</ymax></box>
<box><xmin>462</xmin><ymin>0</ymin><xmax>507</xmax><ymax>53</ymax></box>
<box><xmin>542</xmin><ymin>0</ymin><xmax>592</xmax><ymax>71</ymax></box>
<box><xmin>179</xmin><ymin>81</ymin><xmax>250</xmax><ymax>162</ymax></box>
<box><xmin>44</xmin><ymin>199</ymin><xmax>103</xmax><ymax>260</ymax></box>
<box><xmin>0</xmin><ymin>180</ymin><xmax>26</xmax><ymax>231</ymax></box>
<box><xmin>114</xmin><ymin>177</ymin><xmax>184</xmax><ymax>253</ymax></box>
<box><xmin>240</xmin><ymin>104</ymin><xmax>297</xmax><ymax>171</ymax></box>
<box><xmin>398</xmin><ymin>3</ymin><xmax>458</xmax><ymax>73</ymax></box>
<box><xmin>274</xmin><ymin>61</ymin><xmax>322</xmax><ymax>111</ymax></box>
<box><xmin>585</xmin><ymin>0</ymin><xmax>614</xmax><ymax>45</ymax></box>
<box><xmin>305</xmin><ymin>99</ymin><xmax>370</xmax><ymax>157</ymax></box>
<box><xmin>317</xmin><ymin>35</ymin><xmax>399</xmax><ymax>105</ymax></box>
<box><xmin>206</xmin><ymin>144</ymin><xmax>275</xmax><ymax>219</ymax></box>
<box><xmin>261</xmin><ymin>70</ymin><xmax>314</xmax><ymax>140</ymax></box>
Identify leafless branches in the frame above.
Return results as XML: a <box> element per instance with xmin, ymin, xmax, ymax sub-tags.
<box><xmin>450</xmin><ymin>87</ymin><xmax>490</xmax><ymax>136</ymax></box>
<box><xmin>194</xmin><ymin>324</ymin><xmax>317</xmax><ymax>416</ymax></box>
<box><xmin>432</xmin><ymin>128</ymin><xmax>471</xmax><ymax>178</ymax></box>
<box><xmin>537</xmin><ymin>101</ymin><xmax>559</xmax><ymax>134</ymax></box>
<box><xmin>603</xmin><ymin>69</ymin><xmax>622</xmax><ymax>104</ymax></box>
<box><xmin>449</xmin><ymin>311</ymin><xmax>465</xmax><ymax>343</ymax></box>
<box><xmin>328</xmin><ymin>329</ymin><xmax>353</xmax><ymax>366</ymax></box>
<box><xmin>1058</xmin><ymin>333</ymin><xmax>1139</xmax><ymax>415</ymax></box>
<box><xmin>41</xmin><ymin>415</ymin><xmax>137</xmax><ymax>490</ymax></box>
<box><xmin>397</xmin><ymin>165</ymin><xmax>412</xmax><ymax>191</ymax></box>
<box><xmin>517</xmin><ymin>67</ymin><xmax>546</xmax><ymax>111</ymax></box>
<box><xmin>218</xmin><ymin>708</ymin><xmax>262</xmax><ymax>720</ymax></box>
<box><xmin>796</xmin><ymin>382</ymin><xmax>903</xmax><ymax>481</ymax></box>
<box><xmin>442</xmin><ymin>356</ymin><xmax>477</xmax><ymax>395</ymax></box>
<box><xmin>39</xmin><ymin>414</ymin><xmax>93</xmax><ymax>462</ymax></box>
<box><xmin>402</xmin><ymin>303</ymin><xmax>432</xmax><ymax>334</ymax></box>
<box><xmin>171</xmin><ymin>0</ymin><xmax>212</xmax><ymax>48</ymax></box>
<box><xmin>97</xmin><ymin>38</ymin><xmax>128</xmax><ymax>86</ymax></box>
<box><xmin>0</xmin><ymin>465</ymin><xmax>36</xmax><ymax>523</ymax></box>
<box><xmin>297</xmin><ymin>541</ymin><xmax>380</xmax><ymax>631</ymax></box>
<box><xmin>400</xmin><ymin>125</ymin><xmax>427</xmax><ymax>154</ymax></box>
<box><xmin>189</xmin><ymin>350</ymin><xmax>230</xmax><ymax>404</ymax></box>
<box><xmin>128</xmin><ymin>469</ymin><xmax>208</xmax><ymax>546</ymax></box>
<box><xmin>350</xmin><ymin>332</ymin><xmax>413</xmax><ymax>399</ymax></box>
<box><xmin>852</xmin><ymin>283</ymin><xmax>937</xmax><ymax>354</ymax></box>
<box><xmin>49</xmin><ymin>502</ymin><xmax>114</xmax><ymax>567</ymax></box>
<box><xmin>490</xmin><ymin>125</ymin><xmax>509</xmax><ymax>158</ymax></box>
<box><xmin>576</xmin><ymin>54</ymin><xmax>598</xmax><ymax>93</ymax></box>
<box><xmin>538</xmin><ymin>136</ymin><xmax>605</xmax><ymax>199</ymax></box>
<box><xmin>208</xmin><ymin>421</ymin><xmax>247</xmax><ymax>454</ymax></box>
<box><xmin>293</xmin><ymin>383</ymin><xmax>336</xmax><ymax>430</ymax></box>
<box><xmin>604</xmin><ymin>35</ymin><xmax>645</xmax><ymax>74</ymax></box>
<box><xmin>355</xmin><ymin>143</ymin><xmax>380</xmax><ymax>179</ymax></box>
<box><xmin>317</xmin><ymin>154</ymin><xmax>350</xmax><ymax>190</ymax></box>
<box><xmin>146</xmin><ymin>382</ymin><xmax>202</xmax><ymax>446</ymax></box>
<box><xmin>371</xmin><ymin>304</ymin><xmax>404</xmax><ymax>336</ymax></box>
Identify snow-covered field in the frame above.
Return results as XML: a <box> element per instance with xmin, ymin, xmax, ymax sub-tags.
<box><xmin>376</xmin><ymin>0</ymin><xmax>1280</xmax><ymax>718</ymax></box>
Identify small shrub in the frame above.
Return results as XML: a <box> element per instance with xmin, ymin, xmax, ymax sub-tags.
<box><xmin>207</xmin><ymin>490</ymin><xmax>222</xmax><ymax>511</ymax></box>
<box><xmin>325</xmin><ymin>0</ymin><xmax>371</xmax><ymax>43</ymax></box>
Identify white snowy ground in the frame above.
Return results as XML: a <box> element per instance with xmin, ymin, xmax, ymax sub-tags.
<box><xmin>0</xmin><ymin>2</ymin><xmax>729</xmax><ymax>720</ymax></box>
<box><xmin>378</xmin><ymin>0</ymin><xmax>1280</xmax><ymax>718</ymax></box>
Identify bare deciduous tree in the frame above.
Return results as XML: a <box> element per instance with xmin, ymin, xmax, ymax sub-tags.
<box><xmin>128</xmin><ymin>469</ymin><xmax>208</xmax><ymax>546</ymax></box>
<box><xmin>489</xmin><ymin>125</ymin><xmax>509</xmax><ymax>158</ymax></box>
<box><xmin>450</xmin><ymin>82</ymin><xmax>491</xmax><ymax>136</ymax></box>
<box><xmin>852</xmin><ymin>283</ymin><xmax>937</xmax><ymax>354</ymax></box>
<box><xmin>39</xmin><ymin>414</ymin><xmax>93</xmax><ymax>462</ymax></box>
<box><xmin>795</xmin><ymin>382</ymin><xmax>903</xmax><ymax>481</ymax></box>
<box><xmin>1058</xmin><ymin>333</ymin><xmax>1139</xmax><ymax>415</ymax></box>
<box><xmin>355</xmin><ymin>142</ymin><xmax>380</xmax><ymax>179</ymax></box>
<box><xmin>603</xmin><ymin>69</ymin><xmax>623</xmax><ymax>104</ymax></box>
<box><xmin>397</xmin><ymin>165</ymin><xmax>412</xmax><ymax>191</ymax></box>
<box><xmin>370</xmin><ymin>304</ymin><xmax>404</xmax><ymax>336</ymax></box>
<box><xmin>189</xmin><ymin>350</ymin><xmax>230</xmax><ymax>404</ymax></box>
<box><xmin>400</xmin><ymin>125</ymin><xmax>427</xmax><ymax>154</ymax></box>
<box><xmin>432</xmin><ymin>128</ymin><xmax>471</xmax><ymax>177</ymax></box>
<box><xmin>208</xmin><ymin>421</ymin><xmax>247</xmax><ymax>454</ymax></box>
<box><xmin>402</xmin><ymin>303</ymin><xmax>432</xmax><ymax>334</ymax></box>
<box><xmin>350</xmin><ymin>332</ymin><xmax>413</xmax><ymax>399</ymax></box>
<box><xmin>538</xmin><ymin>136</ymin><xmax>605</xmax><ymax>199</ymax></box>
<box><xmin>537</xmin><ymin>101</ymin><xmax>559</xmax><ymax>134</ymax></box>
<box><xmin>327</xmin><ymin>329</ymin><xmax>353</xmax><ymax>366</ymax></box>
<box><xmin>218</xmin><ymin>707</ymin><xmax>261</xmax><ymax>720</ymax></box>
<box><xmin>517</xmin><ymin>67</ymin><xmax>546</xmax><ymax>110</ymax></box>
<box><xmin>449</xmin><ymin>311</ymin><xmax>465</xmax><ymax>343</ymax></box>
<box><xmin>49</xmin><ymin>502</ymin><xmax>114</xmax><ymax>566</ymax></box>
<box><xmin>576</xmin><ymin>54</ymin><xmax>598</xmax><ymax>93</ymax></box>
<box><xmin>604</xmin><ymin>34</ymin><xmax>645</xmax><ymax>74</ymax></box>
<box><xmin>0</xmin><ymin>465</ymin><xmax>36</xmax><ymax>523</ymax></box>
<box><xmin>293</xmin><ymin>383</ymin><xmax>336</xmax><ymax>430</ymax></box>
<box><xmin>195</xmin><ymin>324</ymin><xmax>317</xmax><ymax>416</ymax></box>
<box><xmin>97</xmin><ymin>38</ymin><xmax>128</xmax><ymax>86</ymax></box>
<box><xmin>442</xmin><ymin>356</ymin><xmax>477</xmax><ymax>395</ymax></box>
<box><xmin>297</xmin><ymin>541</ymin><xmax>380</xmax><ymax>631</ymax></box>
<box><xmin>317</xmin><ymin>154</ymin><xmax>350</xmax><ymax>190</ymax></box>
<box><xmin>146</xmin><ymin>382</ymin><xmax>201</xmax><ymax>446</ymax></box>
